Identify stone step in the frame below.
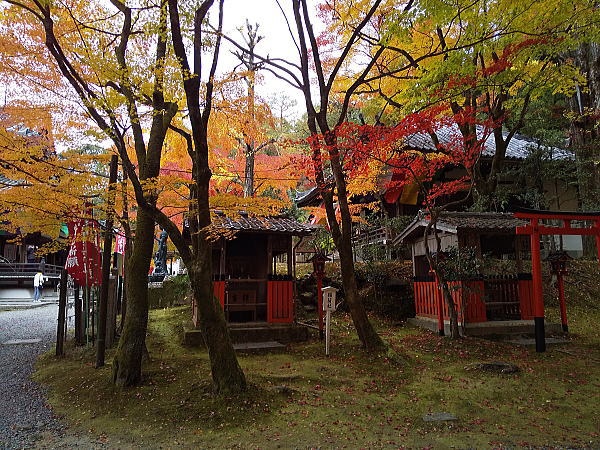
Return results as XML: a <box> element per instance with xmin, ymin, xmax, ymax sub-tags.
<box><xmin>233</xmin><ymin>341</ymin><xmax>287</xmax><ymax>353</ymax></box>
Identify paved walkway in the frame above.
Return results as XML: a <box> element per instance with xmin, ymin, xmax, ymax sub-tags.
<box><xmin>0</xmin><ymin>305</ymin><xmax>65</xmax><ymax>449</ymax></box>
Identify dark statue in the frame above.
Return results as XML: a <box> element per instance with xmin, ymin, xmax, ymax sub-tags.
<box><xmin>153</xmin><ymin>228</ymin><xmax>168</xmax><ymax>276</ymax></box>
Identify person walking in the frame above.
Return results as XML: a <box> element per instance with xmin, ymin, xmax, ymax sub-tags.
<box><xmin>33</xmin><ymin>271</ymin><xmax>44</xmax><ymax>302</ymax></box>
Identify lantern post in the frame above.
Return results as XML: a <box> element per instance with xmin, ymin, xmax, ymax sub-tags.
<box><xmin>310</xmin><ymin>253</ymin><xmax>329</xmax><ymax>340</ymax></box>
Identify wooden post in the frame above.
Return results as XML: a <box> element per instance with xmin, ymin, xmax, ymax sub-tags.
<box><xmin>317</xmin><ymin>273</ymin><xmax>324</xmax><ymax>340</ymax></box>
<box><xmin>287</xmin><ymin>237</ymin><xmax>293</xmax><ymax>277</ymax></box>
<box><xmin>530</xmin><ymin>219</ymin><xmax>546</xmax><ymax>353</ymax></box>
<box><xmin>515</xmin><ymin>236</ymin><xmax>523</xmax><ymax>274</ymax></box>
<box><xmin>267</xmin><ymin>235</ymin><xmax>272</xmax><ymax>275</ymax></box>
<box><xmin>557</xmin><ymin>273</ymin><xmax>568</xmax><ymax>333</ymax></box>
<box><xmin>96</xmin><ymin>155</ymin><xmax>118</xmax><ymax>368</ymax></box>
<box><xmin>56</xmin><ymin>268</ymin><xmax>68</xmax><ymax>356</ymax></box>
<box><xmin>74</xmin><ymin>283</ymin><xmax>83</xmax><ymax>345</ymax></box>
<box><xmin>219</xmin><ymin>240</ymin><xmax>226</xmax><ymax>276</ymax></box>
<box><xmin>595</xmin><ymin>219</ymin><xmax>600</xmax><ymax>262</ymax></box>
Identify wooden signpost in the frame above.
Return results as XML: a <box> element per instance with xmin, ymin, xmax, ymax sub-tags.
<box><xmin>322</xmin><ymin>286</ymin><xmax>338</xmax><ymax>356</ymax></box>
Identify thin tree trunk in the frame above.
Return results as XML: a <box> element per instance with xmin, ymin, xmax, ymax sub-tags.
<box><xmin>112</xmin><ymin>209</ymin><xmax>154</xmax><ymax>387</ymax></box>
<box><xmin>189</xmin><ymin>258</ymin><xmax>246</xmax><ymax>393</ymax></box>
<box><xmin>336</xmin><ymin>232</ymin><xmax>385</xmax><ymax>350</ymax></box>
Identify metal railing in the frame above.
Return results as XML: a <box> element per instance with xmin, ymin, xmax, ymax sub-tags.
<box><xmin>0</xmin><ymin>261</ymin><xmax>62</xmax><ymax>279</ymax></box>
<box><xmin>353</xmin><ymin>226</ymin><xmax>390</xmax><ymax>247</ymax></box>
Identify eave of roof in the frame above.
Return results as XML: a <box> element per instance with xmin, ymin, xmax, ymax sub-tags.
<box><xmin>393</xmin><ymin>211</ymin><xmax>528</xmax><ymax>245</ymax></box>
<box><xmin>212</xmin><ymin>213</ymin><xmax>314</xmax><ymax>235</ymax></box>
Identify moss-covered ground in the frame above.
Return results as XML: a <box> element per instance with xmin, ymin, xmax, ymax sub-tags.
<box><xmin>34</xmin><ymin>263</ymin><xmax>599</xmax><ymax>448</ymax></box>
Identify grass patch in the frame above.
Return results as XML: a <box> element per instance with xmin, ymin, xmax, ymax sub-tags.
<box><xmin>35</xmin><ymin>304</ymin><xmax>600</xmax><ymax>448</ymax></box>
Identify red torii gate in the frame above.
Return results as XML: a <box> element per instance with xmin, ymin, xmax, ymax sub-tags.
<box><xmin>514</xmin><ymin>208</ymin><xmax>600</xmax><ymax>352</ymax></box>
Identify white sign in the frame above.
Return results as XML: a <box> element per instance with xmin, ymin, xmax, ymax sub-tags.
<box><xmin>322</xmin><ymin>286</ymin><xmax>338</xmax><ymax>312</ymax></box>
<box><xmin>321</xmin><ymin>286</ymin><xmax>339</xmax><ymax>356</ymax></box>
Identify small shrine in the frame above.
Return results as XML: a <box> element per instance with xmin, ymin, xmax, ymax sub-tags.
<box><xmin>394</xmin><ymin>212</ymin><xmax>550</xmax><ymax>337</ymax></box>
<box><xmin>191</xmin><ymin>212</ymin><xmax>313</xmax><ymax>327</ymax></box>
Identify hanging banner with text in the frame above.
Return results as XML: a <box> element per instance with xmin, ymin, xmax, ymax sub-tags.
<box><xmin>64</xmin><ymin>219</ymin><xmax>102</xmax><ymax>287</ymax></box>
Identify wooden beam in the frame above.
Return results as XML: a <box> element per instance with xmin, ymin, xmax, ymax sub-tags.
<box><xmin>267</xmin><ymin>235</ymin><xmax>272</xmax><ymax>275</ymax></box>
<box><xmin>516</xmin><ymin>226</ymin><xmax>600</xmax><ymax>236</ymax></box>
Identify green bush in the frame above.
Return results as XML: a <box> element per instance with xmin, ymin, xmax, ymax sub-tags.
<box><xmin>148</xmin><ymin>275</ymin><xmax>192</xmax><ymax>309</ymax></box>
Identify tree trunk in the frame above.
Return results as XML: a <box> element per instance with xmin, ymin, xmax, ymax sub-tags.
<box><xmin>243</xmin><ymin>145</ymin><xmax>255</xmax><ymax>198</ymax></box>
<box><xmin>112</xmin><ymin>209</ymin><xmax>154</xmax><ymax>387</ymax></box>
<box><xmin>569</xmin><ymin>42</ymin><xmax>600</xmax><ymax>258</ymax></box>
<box><xmin>336</xmin><ymin>231</ymin><xmax>386</xmax><ymax>351</ymax></box>
<box><xmin>188</xmin><ymin>244</ymin><xmax>246</xmax><ymax>394</ymax></box>
<box><xmin>324</xmin><ymin>130</ymin><xmax>385</xmax><ymax>352</ymax></box>
<box><xmin>439</xmin><ymin>277</ymin><xmax>460</xmax><ymax>339</ymax></box>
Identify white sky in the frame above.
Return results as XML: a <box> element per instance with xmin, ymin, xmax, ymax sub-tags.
<box><xmin>219</xmin><ymin>0</ymin><xmax>322</xmax><ymax>121</ymax></box>
<box><xmin>0</xmin><ymin>0</ymin><xmax>324</xmax><ymax>128</ymax></box>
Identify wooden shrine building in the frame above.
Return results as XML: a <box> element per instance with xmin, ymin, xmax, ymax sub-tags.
<box><xmin>394</xmin><ymin>211</ymin><xmax>562</xmax><ymax>337</ymax></box>
<box><xmin>191</xmin><ymin>212</ymin><xmax>313</xmax><ymax>328</ymax></box>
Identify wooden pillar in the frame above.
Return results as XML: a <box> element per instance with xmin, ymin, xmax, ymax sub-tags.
<box><xmin>287</xmin><ymin>236</ymin><xmax>293</xmax><ymax>277</ymax></box>
<box><xmin>530</xmin><ymin>219</ymin><xmax>546</xmax><ymax>352</ymax></box>
<box><xmin>56</xmin><ymin>268</ymin><xmax>68</xmax><ymax>356</ymax></box>
<box><xmin>595</xmin><ymin>220</ymin><xmax>600</xmax><ymax>262</ymax></box>
<box><xmin>515</xmin><ymin>235</ymin><xmax>523</xmax><ymax>274</ymax></box>
<box><xmin>219</xmin><ymin>240</ymin><xmax>226</xmax><ymax>276</ymax></box>
<box><xmin>74</xmin><ymin>283</ymin><xmax>83</xmax><ymax>345</ymax></box>
<box><xmin>267</xmin><ymin>235</ymin><xmax>272</xmax><ymax>275</ymax></box>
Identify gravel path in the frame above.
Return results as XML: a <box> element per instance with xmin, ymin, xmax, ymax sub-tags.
<box><xmin>0</xmin><ymin>305</ymin><xmax>66</xmax><ymax>449</ymax></box>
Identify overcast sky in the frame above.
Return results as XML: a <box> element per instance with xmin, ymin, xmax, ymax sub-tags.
<box><xmin>219</xmin><ymin>0</ymin><xmax>324</xmax><ymax>120</ymax></box>
<box><xmin>0</xmin><ymin>0</ymin><xmax>324</xmax><ymax>125</ymax></box>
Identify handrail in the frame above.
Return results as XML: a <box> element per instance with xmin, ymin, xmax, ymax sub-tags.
<box><xmin>0</xmin><ymin>262</ymin><xmax>62</xmax><ymax>277</ymax></box>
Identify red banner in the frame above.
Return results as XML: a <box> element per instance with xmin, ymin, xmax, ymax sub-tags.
<box><xmin>64</xmin><ymin>219</ymin><xmax>102</xmax><ymax>287</ymax></box>
<box><xmin>114</xmin><ymin>233</ymin><xmax>126</xmax><ymax>255</ymax></box>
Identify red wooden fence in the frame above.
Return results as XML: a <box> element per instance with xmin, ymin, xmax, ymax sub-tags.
<box><xmin>193</xmin><ymin>280</ymin><xmax>296</xmax><ymax>325</ymax></box>
<box><xmin>267</xmin><ymin>280</ymin><xmax>294</xmax><ymax>323</ymax></box>
<box><xmin>518</xmin><ymin>277</ymin><xmax>534</xmax><ymax>320</ymax></box>
<box><xmin>414</xmin><ymin>276</ymin><xmax>534</xmax><ymax>324</ymax></box>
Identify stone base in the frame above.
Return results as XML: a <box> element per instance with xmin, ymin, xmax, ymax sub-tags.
<box><xmin>408</xmin><ymin>316</ymin><xmax>563</xmax><ymax>337</ymax></box>
<box><xmin>183</xmin><ymin>322</ymin><xmax>310</xmax><ymax>347</ymax></box>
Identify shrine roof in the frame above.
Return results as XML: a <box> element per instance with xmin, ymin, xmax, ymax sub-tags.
<box><xmin>404</xmin><ymin>124</ymin><xmax>571</xmax><ymax>160</ymax></box>
<box><xmin>212</xmin><ymin>212</ymin><xmax>314</xmax><ymax>235</ymax></box>
<box><xmin>394</xmin><ymin>211</ymin><xmax>528</xmax><ymax>245</ymax></box>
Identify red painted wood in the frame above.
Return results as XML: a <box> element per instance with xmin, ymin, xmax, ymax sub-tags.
<box><xmin>517</xmin><ymin>225</ymin><xmax>600</xmax><ymax>236</ymax></box>
<box><xmin>213</xmin><ymin>281</ymin><xmax>226</xmax><ymax>309</ymax></box>
<box><xmin>518</xmin><ymin>279</ymin><xmax>534</xmax><ymax>320</ymax></box>
<box><xmin>514</xmin><ymin>211</ymin><xmax>600</xmax><ymax>221</ymax></box>
<box><xmin>267</xmin><ymin>281</ymin><xmax>273</xmax><ymax>322</ymax></box>
<box><xmin>267</xmin><ymin>280</ymin><xmax>294</xmax><ymax>323</ymax></box>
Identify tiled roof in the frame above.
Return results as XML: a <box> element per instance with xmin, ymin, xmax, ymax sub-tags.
<box><xmin>0</xmin><ymin>174</ymin><xmax>20</xmax><ymax>188</ymax></box>
<box><xmin>394</xmin><ymin>211</ymin><xmax>528</xmax><ymax>245</ymax></box>
<box><xmin>6</xmin><ymin>125</ymin><xmax>41</xmax><ymax>138</ymax></box>
<box><xmin>433</xmin><ymin>212</ymin><xmax>528</xmax><ymax>231</ymax></box>
<box><xmin>404</xmin><ymin>124</ymin><xmax>571</xmax><ymax>160</ymax></box>
<box><xmin>212</xmin><ymin>213</ymin><xmax>314</xmax><ymax>235</ymax></box>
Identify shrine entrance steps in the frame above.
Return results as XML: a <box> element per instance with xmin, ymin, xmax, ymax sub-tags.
<box><xmin>408</xmin><ymin>317</ymin><xmax>563</xmax><ymax>338</ymax></box>
<box><xmin>183</xmin><ymin>322</ymin><xmax>310</xmax><ymax>348</ymax></box>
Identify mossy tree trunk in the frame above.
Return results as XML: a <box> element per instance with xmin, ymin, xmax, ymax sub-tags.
<box><xmin>189</xmin><ymin>257</ymin><xmax>246</xmax><ymax>393</ymax></box>
<box><xmin>112</xmin><ymin>209</ymin><xmax>155</xmax><ymax>386</ymax></box>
